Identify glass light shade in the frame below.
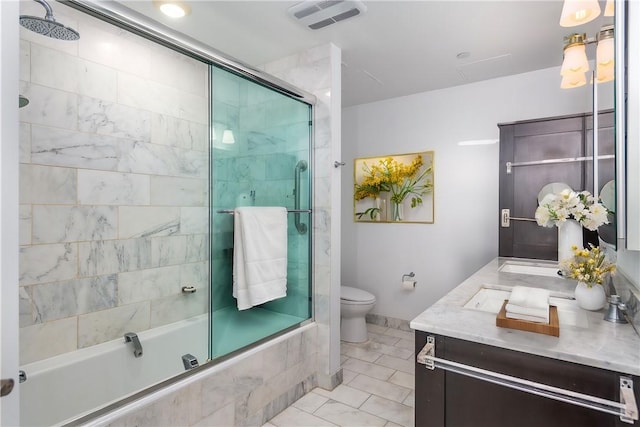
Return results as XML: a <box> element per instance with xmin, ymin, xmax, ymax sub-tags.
<box><xmin>560</xmin><ymin>0</ymin><xmax>601</xmax><ymax>27</ymax></box>
<box><xmin>596</xmin><ymin>63</ymin><xmax>615</xmax><ymax>83</ymax></box>
<box><xmin>604</xmin><ymin>0</ymin><xmax>614</xmax><ymax>16</ymax></box>
<box><xmin>222</xmin><ymin>130</ymin><xmax>235</xmax><ymax>144</ymax></box>
<box><xmin>597</xmin><ymin>37</ymin><xmax>614</xmax><ymax>67</ymax></box>
<box><xmin>561</xmin><ymin>43</ymin><xmax>589</xmax><ymax>75</ymax></box>
<box><xmin>561</xmin><ymin>71</ymin><xmax>587</xmax><ymax>89</ymax></box>
<box><xmin>154</xmin><ymin>1</ymin><xmax>191</xmax><ymax>18</ymax></box>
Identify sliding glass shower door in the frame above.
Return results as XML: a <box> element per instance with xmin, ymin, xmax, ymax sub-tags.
<box><xmin>209</xmin><ymin>65</ymin><xmax>313</xmax><ymax>359</ymax></box>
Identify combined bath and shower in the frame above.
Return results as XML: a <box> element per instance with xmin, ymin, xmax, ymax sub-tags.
<box><xmin>20</xmin><ymin>0</ymin><xmax>80</xmax><ymax>41</ymax></box>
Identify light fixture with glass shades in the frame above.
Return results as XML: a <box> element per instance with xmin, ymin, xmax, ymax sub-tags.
<box><xmin>560</xmin><ymin>25</ymin><xmax>614</xmax><ymax>89</ymax></box>
<box><xmin>560</xmin><ymin>0</ymin><xmax>601</xmax><ymax>27</ymax></box>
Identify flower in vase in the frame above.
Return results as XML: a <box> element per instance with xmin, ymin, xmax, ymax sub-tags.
<box><xmin>535</xmin><ymin>189</ymin><xmax>609</xmax><ymax>231</ymax></box>
<box><xmin>560</xmin><ymin>244</ymin><xmax>616</xmax><ymax>286</ymax></box>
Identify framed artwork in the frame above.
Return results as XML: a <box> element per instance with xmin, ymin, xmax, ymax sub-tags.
<box><xmin>354</xmin><ymin>151</ymin><xmax>434</xmax><ymax>223</ymax></box>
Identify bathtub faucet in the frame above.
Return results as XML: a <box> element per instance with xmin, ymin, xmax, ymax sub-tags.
<box><xmin>124</xmin><ymin>332</ymin><xmax>143</xmax><ymax>358</ymax></box>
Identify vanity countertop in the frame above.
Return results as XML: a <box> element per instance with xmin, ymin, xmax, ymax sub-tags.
<box><xmin>410</xmin><ymin>257</ymin><xmax>640</xmax><ymax>376</ymax></box>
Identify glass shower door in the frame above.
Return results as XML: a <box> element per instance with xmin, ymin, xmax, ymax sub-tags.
<box><xmin>209</xmin><ymin>65</ymin><xmax>312</xmax><ymax>359</ymax></box>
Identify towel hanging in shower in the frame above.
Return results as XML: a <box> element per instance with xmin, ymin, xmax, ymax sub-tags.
<box><xmin>233</xmin><ymin>206</ymin><xmax>288</xmax><ymax>310</ymax></box>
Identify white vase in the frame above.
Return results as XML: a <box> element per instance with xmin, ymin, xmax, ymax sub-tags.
<box><xmin>574</xmin><ymin>281</ymin><xmax>606</xmax><ymax>311</ymax></box>
<box><xmin>557</xmin><ymin>219</ymin><xmax>583</xmax><ymax>262</ymax></box>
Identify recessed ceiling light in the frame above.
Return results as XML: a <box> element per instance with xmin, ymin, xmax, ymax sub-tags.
<box><xmin>153</xmin><ymin>1</ymin><xmax>191</xmax><ymax>18</ymax></box>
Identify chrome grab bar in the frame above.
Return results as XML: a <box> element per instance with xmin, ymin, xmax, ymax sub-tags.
<box><xmin>506</xmin><ymin>154</ymin><xmax>614</xmax><ymax>174</ymax></box>
<box><xmin>294</xmin><ymin>160</ymin><xmax>308</xmax><ymax>235</ymax></box>
<box><xmin>216</xmin><ymin>209</ymin><xmax>312</xmax><ymax>214</ymax></box>
<box><xmin>416</xmin><ymin>341</ymin><xmax>638</xmax><ymax>423</ymax></box>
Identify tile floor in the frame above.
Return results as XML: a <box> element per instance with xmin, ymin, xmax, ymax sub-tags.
<box><xmin>264</xmin><ymin>324</ymin><xmax>415</xmax><ymax>427</ymax></box>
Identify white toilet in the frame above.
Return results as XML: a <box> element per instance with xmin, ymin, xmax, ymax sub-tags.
<box><xmin>340</xmin><ymin>286</ymin><xmax>376</xmax><ymax>343</ymax></box>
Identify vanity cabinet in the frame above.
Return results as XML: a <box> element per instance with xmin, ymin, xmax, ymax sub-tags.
<box><xmin>415</xmin><ymin>330</ymin><xmax>639</xmax><ymax>427</ymax></box>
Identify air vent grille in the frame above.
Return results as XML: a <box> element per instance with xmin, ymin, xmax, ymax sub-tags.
<box><xmin>288</xmin><ymin>0</ymin><xmax>366</xmax><ymax>30</ymax></box>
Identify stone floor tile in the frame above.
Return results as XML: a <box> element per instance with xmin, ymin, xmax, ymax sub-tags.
<box><xmin>388</xmin><ymin>371</ymin><xmax>414</xmax><ymax>390</ymax></box>
<box><xmin>366</xmin><ymin>323</ymin><xmax>389</xmax><ymax>334</ymax></box>
<box><xmin>314</xmin><ymin>400</ymin><xmax>387</xmax><ymax>427</ymax></box>
<box><xmin>342</xmin><ymin>368</ymin><xmax>358</xmax><ymax>385</ymax></box>
<box><xmin>341</xmin><ymin>342</ymin><xmax>383</xmax><ymax>363</ymax></box>
<box><xmin>360</xmin><ymin>395</ymin><xmax>413</xmax><ymax>427</ymax></box>
<box><xmin>367</xmin><ymin>332</ymin><xmax>401</xmax><ymax>347</ymax></box>
<box><xmin>312</xmin><ymin>384</ymin><xmax>371</xmax><ymax>408</ymax></box>
<box><xmin>383</xmin><ymin>328</ymin><xmax>414</xmax><ymax>341</ymax></box>
<box><xmin>348</xmin><ymin>374</ymin><xmax>411</xmax><ymax>403</ymax></box>
<box><xmin>375</xmin><ymin>354</ymin><xmax>415</xmax><ymax>375</ymax></box>
<box><xmin>341</xmin><ymin>358</ymin><xmax>396</xmax><ymax>381</ymax></box>
<box><xmin>293</xmin><ymin>391</ymin><xmax>329</xmax><ymax>414</ymax></box>
<box><xmin>395</xmin><ymin>339</ymin><xmax>414</xmax><ymax>350</ymax></box>
<box><xmin>269</xmin><ymin>406</ymin><xmax>337</xmax><ymax>427</ymax></box>
<box><xmin>402</xmin><ymin>390</ymin><xmax>414</xmax><ymax>408</ymax></box>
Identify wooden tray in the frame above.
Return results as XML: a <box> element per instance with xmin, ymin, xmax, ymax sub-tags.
<box><xmin>496</xmin><ymin>300</ymin><xmax>559</xmax><ymax>337</ymax></box>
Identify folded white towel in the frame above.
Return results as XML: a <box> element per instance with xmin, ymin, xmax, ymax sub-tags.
<box><xmin>506</xmin><ymin>312</ymin><xmax>549</xmax><ymax>324</ymax></box>
<box><xmin>233</xmin><ymin>207</ymin><xmax>288</xmax><ymax>310</ymax></box>
<box><xmin>506</xmin><ymin>303</ymin><xmax>550</xmax><ymax>324</ymax></box>
<box><xmin>509</xmin><ymin>286</ymin><xmax>550</xmax><ymax>310</ymax></box>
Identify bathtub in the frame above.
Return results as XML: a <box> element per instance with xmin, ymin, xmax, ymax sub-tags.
<box><xmin>20</xmin><ymin>315</ymin><xmax>209</xmax><ymax>427</ymax></box>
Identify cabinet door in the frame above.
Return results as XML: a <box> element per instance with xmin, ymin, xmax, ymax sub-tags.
<box><xmin>415</xmin><ymin>331</ymin><xmax>639</xmax><ymax>427</ymax></box>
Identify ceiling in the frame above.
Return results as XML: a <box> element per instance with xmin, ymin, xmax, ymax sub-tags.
<box><xmin>119</xmin><ymin>1</ymin><xmax>610</xmax><ymax>107</ymax></box>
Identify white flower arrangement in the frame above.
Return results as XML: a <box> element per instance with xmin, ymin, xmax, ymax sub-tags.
<box><xmin>535</xmin><ymin>189</ymin><xmax>609</xmax><ymax>231</ymax></box>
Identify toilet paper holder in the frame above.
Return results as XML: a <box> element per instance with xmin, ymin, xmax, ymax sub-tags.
<box><xmin>402</xmin><ymin>272</ymin><xmax>415</xmax><ymax>281</ymax></box>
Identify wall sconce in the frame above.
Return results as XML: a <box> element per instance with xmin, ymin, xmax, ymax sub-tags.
<box><xmin>560</xmin><ymin>26</ymin><xmax>614</xmax><ymax>89</ymax></box>
<box><xmin>222</xmin><ymin>129</ymin><xmax>235</xmax><ymax>144</ymax></box>
<box><xmin>560</xmin><ymin>0</ymin><xmax>601</xmax><ymax>27</ymax></box>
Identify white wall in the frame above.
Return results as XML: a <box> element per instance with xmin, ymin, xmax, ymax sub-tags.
<box><xmin>342</xmin><ymin>66</ymin><xmax>614</xmax><ymax>321</ymax></box>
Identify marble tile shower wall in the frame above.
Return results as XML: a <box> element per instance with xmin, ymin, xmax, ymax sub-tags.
<box><xmin>17</xmin><ymin>3</ymin><xmax>210</xmax><ymax>365</ymax></box>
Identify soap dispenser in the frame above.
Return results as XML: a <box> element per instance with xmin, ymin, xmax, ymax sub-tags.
<box><xmin>603</xmin><ymin>295</ymin><xmax>628</xmax><ymax>324</ymax></box>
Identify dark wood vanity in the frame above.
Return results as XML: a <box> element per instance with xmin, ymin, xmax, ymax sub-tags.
<box><xmin>414</xmin><ymin>331</ymin><xmax>639</xmax><ymax>427</ymax></box>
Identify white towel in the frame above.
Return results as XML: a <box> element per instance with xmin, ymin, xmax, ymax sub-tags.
<box><xmin>233</xmin><ymin>207</ymin><xmax>288</xmax><ymax>310</ymax></box>
<box><xmin>509</xmin><ymin>286</ymin><xmax>550</xmax><ymax>310</ymax></box>
<box><xmin>506</xmin><ymin>303</ymin><xmax>550</xmax><ymax>324</ymax></box>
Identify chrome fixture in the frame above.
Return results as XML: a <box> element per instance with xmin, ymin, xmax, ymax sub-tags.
<box><xmin>604</xmin><ymin>295</ymin><xmax>628</xmax><ymax>324</ymax></box>
<box><xmin>20</xmin><ymin>0</ymin><xmax>80</xmax><ymax>41</ymax></box>
<box><xmin>124</xmin><ymin>332</ymin><xmax>143</xmax><ymax>358</ymax></box>
<box><xmin>294</xmin><ymin>160</ymin><xmax>308</xmax><ymax>234</ymax></box>
<box><xmin>181</xmin><ymin>354</ymin><xmax>199</xmax><ymax>370</ymax></box>
<box><xmin>334</xmin><ymin>161</ymin><xmax>346</xmax><ymax>168</ymax></box>
<box><xmin>19</xmin><ymin>95</ymin><xmax>29</xmax><ymax>108</ymax></box>
<box><xmin>18</xmin><ymin>370</ymin><xmax>27</xmax><ymax>383</ymax></box>
<box><xmin>181</xmin><ymin>285</ymin><xmax>197</xmax><ymax>294</ymax></box>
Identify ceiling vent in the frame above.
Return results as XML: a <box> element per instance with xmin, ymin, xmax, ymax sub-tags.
<box><xmin>288</xmin><ymin>0</ymin><xmax>367</xmax><ymax>30</ymax></box>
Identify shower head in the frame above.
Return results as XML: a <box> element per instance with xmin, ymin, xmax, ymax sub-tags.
<box><xmin>19</xmin><ymin>95</ymin><xmax>30</xmax><ymax>108</ymax></box>
<box><xmin>20</xmin><ymin>0</ymin><xmax>79</xmax><ymax>41</ymax></box>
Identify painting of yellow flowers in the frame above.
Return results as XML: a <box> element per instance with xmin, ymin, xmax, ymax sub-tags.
<box><xmin>354</xmin><ymin>151</ymin><xmax>434</xmax><ymax>223</ymax></box>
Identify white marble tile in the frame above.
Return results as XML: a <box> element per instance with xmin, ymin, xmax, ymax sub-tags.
<box><xmin>78</xmin><ymin>22</ymin><xmax>150</xmax><ymax>78</ymax></box>
<box><xmin>402</xmin><ymin>391</ymin><xmax>414</xmax><ymax>408</ymax></box>
<box><xmin>118</xmin><ymin>141</ymin><xmax>207</xmax><ymax>179</ymax></box>
<box><xmin>359</xmin><ymin>395</ymin><xmax>413</xmax><ymax>427</ymax></box>
<box><xmin>20</xmin><ymin>40</ymin><xmax>30</xmax><ymax>82</ymax></box>
<box><xmin>19</xmin><ymin>82</ymin><xmax>78</xmax><ymax>130</ymax></box>
<box><xmin>78</xmin><ymin>96</ymin><xmax>150</xmax><ymax>141</ymax></box>
<box><xmin>292</xmin><ymin>391</ymin><xmax>329</xmax><ymax>414</ymax></box>
<box><xmin>387</xmin><ymin>371</ymin><xmax>414</xmax><ymax>390</ymax></box>
<box><xmin>32</xmin><ymin>275</ymin><xmax>117</xmax><ymax>322</ymax></box>
<box><xmin>341</xmin><ymin>358</ymin><xmax>395</xmax><ymax>381</ymax></box>
<box><xmin>118</xmin><ymin>206</ymin><xmax>179</xmax><ymax>239</ymax></box>
<box><xmin>20</xmin><ymin>316</ymin><xmax>77</xmax><ymax>365</ymax></box>
<box><xmin>19</xmin><ymin>205</ymin><xmax>32</xmax><ymax>246</ymax></box>
<box><xmin>151</xmin><ymin>114</ymin><xmax>207</xmax><ymax>150</ymax></box>
<box><xmin>20</xmin><ymin>164</ymin><xmax>76</xmax><ymax>204</ymax></box>
<box><xmin>19</xmin><ymin>287</ymin><xmax>34</xmax><ymax>327</ymax></box>
<box><xmin>151</xmin><ymin>235</ymin><xmax>187</xmax><ymax>268</ymax></box>
<box><xmin>270</xmin><ymin>406</ymin><xmax>337</xmax><ymax>427</ymax></box>
<box><xmin>368</xmin><ymin>332</ymin><xmax>401</xmax><ymax>347</ymax></box>
<box><xmin>359</xmin><ymin>339</ymin><xmax>414</xmax><ymax>360</ymax></box>
<box><xmin>118</xmin><ymin>72</ymin><xmax>208</xmax><ymax>124</ymax></box>
<box><xmin>383</xmin><ymin>328</ymin><xmax>414</xmax><ymax>341</ymax></box>
<box><xmin>149</xmin><ymin>46</ymin><xmax>207</xmax><ymax>96</ymax></box>
<box><xmin>341</xmin><ymin>368</ymin><xmax>358</xmax><ymax>385</ymax></box>
<box><xmin>19</xmin><ymin>243</ymin><xmax>77</xmax><ymax>286</ymax></box>
<box><xmin>77</xmin><ymin>169</ymin><xmax>150</xmax><ymax>205</ymax></box>
<box><xmin>340</xmin><ymin>342</ymin><xmax>382</xmax><ymax>363</ymax></box>
<box><xmin>32</xmin><ymin>205</ymin><xmax>117</xmax><ymax>243</ymax></box>
<box><xmin>78</xmin><ymin>301</ymin><xmax>150</xmax><ymax>348</ymax></box>
<box><xmin>395</xmin><ymin>339</ymin><xmax>414</xmax><ymax>351</ymax></box>
<box><xmin>31</xmin><ymin>125</ymin><xmax>123</xmax><ymax>171</ymax></box>
<box><xmin>375</xmin><ymin>355</ymin><xmax>415</xmax><ymax>375</ymax></box>
<box><xmin>180</xmin><ymin>207</ymin><xmax>208</xmax><ymax>235</ymax></box>
<box><xmin>19</xmin><ymin>122</ymin><xmax>31</xmax><ymax>163</ymax></box>
<box><xmin>150</xmin><ymin>176</ymin><xmax>205</xmax><ymax>206</ymax></box>
<box><xmin>348</xmin><ymin>374</ymin><xmax>412</xmax><ymax>404</ymax></box>
<box><xmin>78</xmin><ymin>238</ymin><xmax>152</xmax><ymax>277</ymax></box>
<box><xmin>180</xmin><ymin>261</ymin><xmax>209</xmax><ymax>291</ymax></box>
<box><xmin>118</xmin><ymin>265</ymin><xmax>181</xmax><ymax>304</ymax></box>
<box><xmin>312</xmin><ymin>384</ymin><xmax>370</xmax><ymax>409</ymax></box>
<box><xmin>150</xmin><ymin>293</ymin><xmax>208</xmax><ymax>328</ymax></box>
<box><xmin>313</xmin><ymin>400</ymin><xmax>386</xmax><ymax>427</ymax></box>
<box><xmin>193</xmin><ymin>402</ymin><xmax>235</xmax><ymax>427</ymax></box>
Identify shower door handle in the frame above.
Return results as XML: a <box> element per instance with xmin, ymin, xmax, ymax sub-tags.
<box><xmin>294</xmin><ymin>160</ymin><xmax>308</xmax><ymax>234</ymax></box>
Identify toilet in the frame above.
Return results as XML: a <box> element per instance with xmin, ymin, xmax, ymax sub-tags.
<box><xmin>340</xmin><ymin>286</ymin><xmax>377</xmax><ymax>343</ymax></box>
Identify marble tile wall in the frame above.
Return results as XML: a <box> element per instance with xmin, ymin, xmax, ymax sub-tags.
<box><xmin>18</xmin><ymin>0</ymin><xmax>209</xmax><ymax>365</ymax></box>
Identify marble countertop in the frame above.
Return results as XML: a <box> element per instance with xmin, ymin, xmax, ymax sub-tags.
<box><xmin>410</xmin><ymin>257</ymin><xmax>640</xmax><ymax>376</ymax></box>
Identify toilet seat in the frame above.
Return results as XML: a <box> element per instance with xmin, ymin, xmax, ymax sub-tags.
<box><xmin>341</xmin><ymin>286</ymin><xmax>376</xmax><ymax>304</ymax></box>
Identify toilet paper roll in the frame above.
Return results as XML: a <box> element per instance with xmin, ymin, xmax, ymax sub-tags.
<box><xmin>402</xmin><ymin>280</ymin><xmax>416</xmax><ymax>290</ymax></box>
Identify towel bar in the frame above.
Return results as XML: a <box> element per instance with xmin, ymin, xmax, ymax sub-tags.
<box><xmin>416</xmin><ymin>339</ymin><xmax>638</xmax><ymax>423</ymax></box>
<box><xmin>216</xmin><ymin>209</ymin><xmax>312</xmax><ymax>214</ymax></box>
<box><xmin>506</xmin><ymin>155</ymin><xmax>614</xmax><ymax>174</ymax></box>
